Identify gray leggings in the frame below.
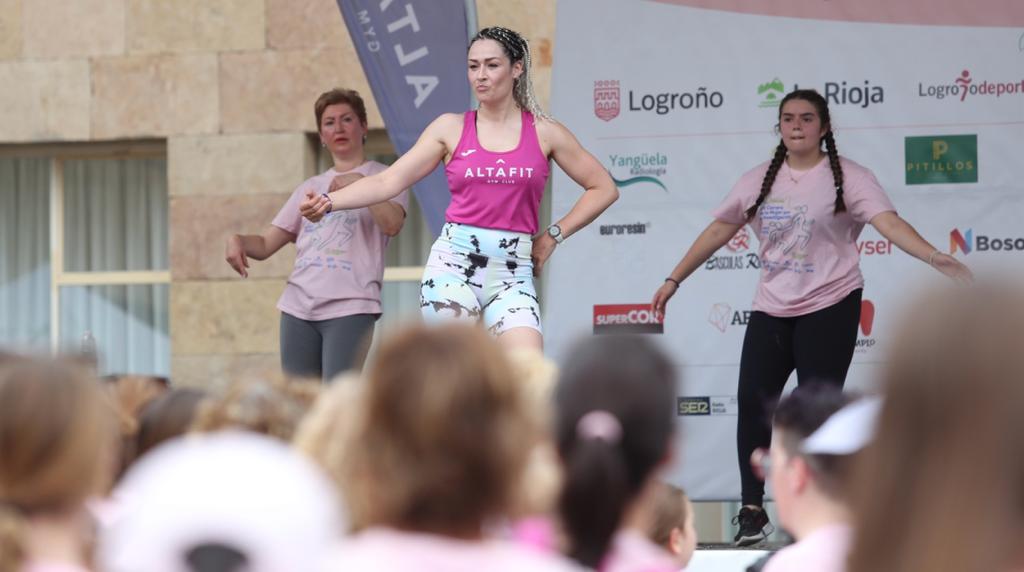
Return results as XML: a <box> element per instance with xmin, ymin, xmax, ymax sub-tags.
<box><xmin>279</xmin><ymin>312</ymin><xmax>377</xmax><ymax>381</ymax></box>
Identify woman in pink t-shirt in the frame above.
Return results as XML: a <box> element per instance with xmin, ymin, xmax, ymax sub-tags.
<box><xmin>299</xmin><ymin>27</ymin><xmax>619</xmax><ymax>351</ymax></box>
<box><xmin>225</xmin><ymin>89</ymin><xmax>408</xmax><ymax>381</ymax></box>
<box><xmin>649</xmin><ymin>89</ymin><xmax>972</xmax><ymax>547</ymax></box>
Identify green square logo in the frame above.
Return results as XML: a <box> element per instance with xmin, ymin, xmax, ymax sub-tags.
<box><xmin>905</xmin><ymin>134</ymin><xmax>978</xmax><ymax>185</ymax></box>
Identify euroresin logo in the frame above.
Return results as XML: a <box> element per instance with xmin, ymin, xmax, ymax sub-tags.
<box><xmin>918</xmin><ymin>69</ymin><xmax>1024</xmax><ymax>102</ymax></box>
<box><xmin>593</xmin><ymin>304</ymin><xmax>664</xmax><ymax>334</ymax></box>
<box><xmin>606</xmin><ymin>152</ymin><xmax>668</xmax><ymax>191</ymax></box>
<box><xmin>599</xmin><ymin>222</ymin><xmax>649</xmax><ymax>236</ymax></box>
<box><xmin>905</xmin><ymin>135</ymin><xmax>978</xmax><ymax>185</ymax></box>
<box><xmin>950</xmin><ymin>228</ymin><xmax>1024</xmax><ymax>255</ymax></box>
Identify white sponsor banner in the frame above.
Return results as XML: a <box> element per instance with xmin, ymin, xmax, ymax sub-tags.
<box><xmin>547</xmin><ymin>0</ymin><xmax>1024</xmax><ymax>499</ymax></box>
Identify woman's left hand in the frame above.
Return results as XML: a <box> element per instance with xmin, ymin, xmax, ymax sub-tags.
<box><xmin>531</xmin><ymin>233</ymin><xmax>557</xmax><ymax>277</ymax></box>
<box><xmin>931</xmin><ymin>252</ymin><xmax>973</xmax><ymax>285</ymax></box>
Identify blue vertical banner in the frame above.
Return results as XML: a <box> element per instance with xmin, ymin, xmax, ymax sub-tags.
<box><xmin>335</xmin><ymin>0</ymin><xmax>476</xmax><ymax>235</ymax></box>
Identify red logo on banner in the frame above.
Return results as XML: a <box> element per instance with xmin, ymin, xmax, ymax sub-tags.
<box><xmin>725</xmin><ymin>227</ymin><xmax>751</xmax><ymax>253</ymax></box>
<box><xmin>860</xmin><ymin>300</ymin><xmax>875</xmax><ymax>336</ymax></box>
<box><xmin>593</xmin><ymin>303</ymin><xmax>663</xmax><ymax>334</ymax></box>
<box><xmin>594</xmin><ymin>80</ymin><xmax>620</xmax><ymax>122</ymax></box>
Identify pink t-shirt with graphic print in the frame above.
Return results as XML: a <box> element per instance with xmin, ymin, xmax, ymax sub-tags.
<box><xmin>272</xmin><ymin>161</ymin><xmax>409</xmax><ymax>321</ymax></box>
<box><xmin>444</xmin><ymin>110</ymin><xmax>550</xmax><ymax>235</ymax></box>
<box><xmin>712</xmin><ymin>156</ymin><xmax>895</xmax><ymax>317</ymax></box>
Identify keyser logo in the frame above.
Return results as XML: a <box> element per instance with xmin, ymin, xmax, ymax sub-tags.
<box><xmin>905</xmin><ymin>135</ymin><xmax>978</xmax><ymax>185</ymax></box>
<box><xmin>593</xmin><ymin>304</ymin><xmax>664</xmax><ymax>334</ymax></box>
<box><xmin>950</xmin><ymin>228</ymin><xmax>1024</xmax><ymax>255</ymax></box>
<box><xmin>918</xmin><ymin>69</ymin><xmax>1024</xmax><ymax>102</ymax></box>
<box><xmin>857</xmin><ymin>239</ymin><xmax>893</xmax><ymax>256</ymax></box>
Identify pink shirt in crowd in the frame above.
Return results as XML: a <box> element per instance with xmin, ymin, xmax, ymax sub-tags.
<box><xmin>22</xmin><ymin>564</ymin><xmax>91</xmax><ymax>572</ymax></box>
<box><xmin>272</xmin><ymin>162</ymin><xmax>409</xmax><ymax>321</ymax></box>
<box><xmin>444</xmin><ymin>110</ymin><xmax>550</xmax><ymax>235</ymax></box>
<box><xmin>712</xmin><ymin>156</ymin><xmax>895</xmax><ymax>317</ymax></box>
<box><xmin>762</xmin><ymin>523</ymin><xmax>852</xmax><ymax>572</ymax></box>
<box><xmin>323</xmin><ymin>527</ymin><xmax>582</xmax><ymax>572</ymax></box>
<box><xmin>600</xmin><ymin>530</ymin><xmax>680</xmax><ymax>572</ymax></box>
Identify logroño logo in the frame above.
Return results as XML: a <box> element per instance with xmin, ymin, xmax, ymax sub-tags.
<box><xmin>593</xmin><ymin>304</ymin><xmax>664</xmax><ymax>334</ymax></box>
<box><xmin>594</xmin><ymin>80</ymin><xmax>620</xmax><ymax>122</ymax></box>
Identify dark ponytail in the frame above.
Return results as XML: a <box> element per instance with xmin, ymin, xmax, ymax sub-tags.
<box><xmin>555</xmin><ymin>336</ymin><xmax>676</xmax><ymax>569</ymax></box>
<box><xmin>559</xmin><ymin>438</ymin><xmax>631</xmax><ymax>567</ymax></box>
<box><xmin>748</xmin><ymin>89</ymin><xmax>846</xmax><ymax>220</ymax></box>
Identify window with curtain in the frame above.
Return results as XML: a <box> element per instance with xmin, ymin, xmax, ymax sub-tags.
<box><xmin>0</xmin><ymin>148</ymin><xmax>169</xmax><ymax>377</ymax></box>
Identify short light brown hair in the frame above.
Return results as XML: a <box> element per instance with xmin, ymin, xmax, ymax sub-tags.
<box><xmin>0</xmin><ymin>358</ymin><xmax>115</xmax><ymax>570</ymax></box>
<box><xmin>647</xmin><ymin>482</ymin><xmax>689</xmax><ymax>547</ymax></box>
<box><xmin>342</xmin><ymin>324</ymin><xmax>532</xmax><ymax>535</ymax></box>
<box><xmin>314</xmin><ymin>88</ymin><xmax>368</xmax><ymax>129</ymax></box>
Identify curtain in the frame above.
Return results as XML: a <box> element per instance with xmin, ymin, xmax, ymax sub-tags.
<box><xmin>60</xmin><ymin>158</ymin><xmax>169</xmax><ymax>376</ymax></box>
<box><xmin>0</xmin><ymin>158</ymin><xmax>51</xmax><ymax>351</ymax></box>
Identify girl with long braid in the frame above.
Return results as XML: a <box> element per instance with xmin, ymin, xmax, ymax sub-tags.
<box><xmin>300</xmin><ymin>27</ymin><xmax>618</xmax><ymax>351</ymax></box>
<box><xmin>650</xmin><ymin>89</ymin><xmax>972</xmax><ymax>546</ymax></box>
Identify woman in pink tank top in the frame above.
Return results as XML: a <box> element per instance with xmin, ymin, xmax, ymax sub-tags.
<box><xmin>300</xmin><ymin>27</ymin><xmax>619</xmax><ymax>351</ymax></box>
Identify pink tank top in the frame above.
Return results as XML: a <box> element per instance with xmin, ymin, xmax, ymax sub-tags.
<box><xmin>444</xmin><ymin>110</ymin><xmax>550</xmax><ymax>234</ymax></box>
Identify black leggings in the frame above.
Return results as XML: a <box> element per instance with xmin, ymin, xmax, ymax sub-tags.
<box><xmin>737</xmin><ymin>289</ymin><xmax>862</xmax><ymax>506</ymax></box>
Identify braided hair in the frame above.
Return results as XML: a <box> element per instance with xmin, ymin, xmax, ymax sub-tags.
<box><xmin>745</xmin><ymin>89</ymin><xmax>846</xmax><ymax>220</ymax></box>
<box><xmin>470</xmin><ymin>27</ymin><xmax>549</xmax><ymax>120</ymax></box>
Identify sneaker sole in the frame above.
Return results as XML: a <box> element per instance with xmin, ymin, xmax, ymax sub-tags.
<box><xmin>733</xmin><ymin>523</ymin><xmax>775</xmax><ymax>547</ymax></box>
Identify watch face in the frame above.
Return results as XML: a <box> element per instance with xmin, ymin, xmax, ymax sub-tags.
<box><xmin>548</xmin><ymin>225</ymin><xmax>560</xmax><ymax>237</ymax></box>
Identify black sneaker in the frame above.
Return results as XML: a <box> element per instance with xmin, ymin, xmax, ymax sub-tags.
<box><xmin>732</xmin><ymin>506</ymin><xmax>773</xmax><ymax>547</ymax></box>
